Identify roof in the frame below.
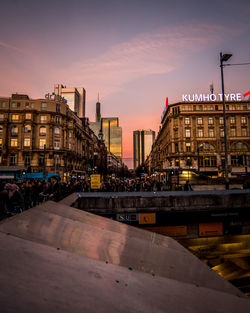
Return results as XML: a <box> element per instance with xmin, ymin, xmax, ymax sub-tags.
<box><xmin>0</xmin><ymin>201</ymin><xmax>249</xmax><ymax>313</ymax></box>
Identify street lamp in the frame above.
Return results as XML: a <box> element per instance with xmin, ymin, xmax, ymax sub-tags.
<box><xmin>220</xmin><ymin>52</ymin><xmax>232</xmax><ymax>190</ymax></box>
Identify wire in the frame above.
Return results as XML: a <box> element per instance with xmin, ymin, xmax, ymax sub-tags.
<box><xmin>224</xmin><ymin>62</ymin><xmax>250</xmax><ymax>66</ymax></box>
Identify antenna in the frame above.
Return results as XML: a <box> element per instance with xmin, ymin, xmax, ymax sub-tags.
<box><xmin>210</xmin><ymin>83</ymin><xmax>214</xmax><ymax>94</ymax></box>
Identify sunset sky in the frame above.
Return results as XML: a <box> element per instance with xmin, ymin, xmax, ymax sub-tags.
<box><xmin>1</xmin><ymin>0</ymin><xmax>250</xmax><ymax>167</ymax></box>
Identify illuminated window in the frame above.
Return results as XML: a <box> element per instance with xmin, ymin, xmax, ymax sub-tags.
<box><xmin>41</xmin><ymin>102</ymin><xmax>47</xmax><ymax>111</ymax></box>
<box><xmin>24</xmin><ymin>138</ymin><xmax>31</xmax><ymax>147</ymax></box>
<box><xmin>54</xmin><ymin>140</ymin><xmax>60</xmax><ymax>150</ymax></box>
<box><xmin>186</xmin><ymin>142</ymin><xmax>191</xmax><ymax>152</ymax></box>
<box><xmin>0</xmin><ymin>138</ymin><xmax>2</xmax><ymax>146</ymax></box>
<box><xmin>40</xmin><ymin>115</ymin><xmax>47</xmax><ymax>123</ymax></box>
<box><xmin>198</xmin><ymin>128</ymin><xmax>204</xmax><ymax>137</ymax></box>
<box><xmin>197</xmin><ymin>117</ymin><xmax>203</xmax><ymax>125</ymax></box>
<box><xmin>209</xmin><ymin>128</ymin><xmax>214</xmax><ymax>137</ymax></box>
<box><xmin>39</xmin><ymin>139</ymin><xmax>46</xmax><ymax>149</ymax></box>
<box><xmin>230</xmin><ymin>116</ymin><xmax>235</xmax><ymax>124</ymax></box>
<box><xmin>219</xmin><ymin>117</ymin><xmax>224</xmax><ymax>125</ymax></box>
<box><xmin>11</xmin><ymin>138</ymin><xmax>18</xmax><ymax>147</ymax></box>
<box><xmin>241</xmin><ymin>127</ymin><xmax>247</xmax><ymax>136</ymax></box>
<box><xmin>241</xmin><ymin>116</ymin><xmax>247</xmax><ymax>124</ymax></box>
<box><xmin>24</xmin><ymin>125</ymin><xmax>31</xmax><ymax>133</ymax></box>
<box><xmin>185</xmin><ymin>129</ymin><xmax>191</xmax><ymax>138</ymax></box>
<box><xmin>25</xmin><ymin>113</ymin><xmax>32</xmax><ymax>120</ymax></box>
<box><xmin>185</xmin><ymin>117</ymin><xmax>190</xmax><ymax>125</ymax></box>
<box><xmin>54</xmin><ymin>127</ymin><xmax>60</xmax><ymax>135</ymax></box>
<box><xmin>208</xmin><ymin>117</ymin><xmax>213</xmax><ymax>125</ymax></box>
<box><xmin>0</xmin><ymin>114</ymin><xmax>4</xmax><ymax>121</ymax></box>
<box><xmin>11</xmin><ymin>126</ymin><xmax>18</xmax><ymax>136</ymax></box>
<box><xmin>230</xmin><ymin>128</ymin><xmax>236</xmax><ymax>137</ymax></box>
<box><xmin>39</xmin><ymin>126</ymin><xmax>46</xmax><ymax>135</ymax></box>
<box><xmin>220</xmin><ymin>128</ymin><xmax>224</xmax><ymax>137</ymax></box>
<box><xmin>12</xmin><ymin>114</ymin><xmax>19</xmax><ymax>121</ymax></box>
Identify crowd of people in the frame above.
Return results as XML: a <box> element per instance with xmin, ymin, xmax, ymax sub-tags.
<box><xmin>0</xmin><ymin>175</ymin><xmax>192</xmax><ymax>219</ymax></box>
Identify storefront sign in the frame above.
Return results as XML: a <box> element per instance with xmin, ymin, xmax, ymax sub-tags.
<box><xmin>91</xmin><ymin>174</ymin><xmax>101</xmax><ymax>189</ymax></box>
<box><xmin>182</xmin><ymin>93</ymin><xmax>243</xmax><ymax>102</ymax></box>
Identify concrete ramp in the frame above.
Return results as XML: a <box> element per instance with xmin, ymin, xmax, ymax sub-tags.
<box><xmin>0</xmin><ymin>201</ymin><xmax>249</xmax><ymax>313</ymax></box>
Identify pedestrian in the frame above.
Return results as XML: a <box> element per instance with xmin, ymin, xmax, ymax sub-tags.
<box><xmin>184</xmin><ymin>180</ymin><xmax>193</xmax><ymax>191</ymax></box>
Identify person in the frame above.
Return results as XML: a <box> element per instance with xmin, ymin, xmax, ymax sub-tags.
<box><xmin>48</xmin><ymin>176</ymin><xmax>62</xmax><ymax>201</ymax></box>
<box><xmin>4</xmin><ymin>183</ymin><xmax>24</xmax><ymax>213</ymax></box>
<box><xmin>184</xmin><ymin>180</ymin><xmax>193</xmax><ymax>191</ymax></box>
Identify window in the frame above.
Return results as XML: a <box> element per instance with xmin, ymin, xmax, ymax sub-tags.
<box><xmin>0</xmin><ymin>114</ymin><xmax>4</xmax><ymax>121</ymax></box>
<box><xmin>11</xmin><ymin>126</ymin><xmax>18</xmax><ymax>136</ymax></box>
<box><xmin>185</xmin><ymin>117</ymin><xmax>190</xmax><ymax>125</ymax></box>
<box><xmin>208</xmin><ymin>117</ymin><xmax>213</xmax><ymax>125</ymax></box>
<box><xmin>39</xmin><ymin>126</ymin><xmax>46</xmax><ymax>135</ymax></box>
<box><xmin>17</xmin><ymin>102</ymin><xmax>21</xmax><ymax>108</ymax></box>
<box><xmin>199</xmin><ymin>105</ymin><xmax>203</xmax><ymax>111</ymax></box>
<box><xmin>30</xmin><ymin>102</ymin><xmax>34</xmax><ymax>108</ymax></box>
<box><xmin>209</xmin><ymin>128</ymin><xmax>214</xmax><ymax>137</ymax></box>
<box><xmin>11</xmin><ymin>102</ymin><xmax>16</xmax><ymax>108</ymax></box>
<box><xmin>11</xmin><ymin>138</ymin><xmax>18</xmax><ymax>147</ymax></box>
<box><xmin>10</xmin><ymin>154</ymin><xmax>17</xmax><ymax>165</ymax></box>
<box><xmin>219</xmin><ymin>117</ymin><xmax>224</xmax><ymax>124</ymax></box>
<box><xmin>193</xmin><ymin>105</ymin><xmax>196</xmax><ymax>111</ymax></box>
<box><xmin>174</xmin><ymin>129</ymin><xmax>178</xmax><ymax>139</ymax></box>
<box><xmin>185</xmin><ymin>129</ymin><xmax>191</xmax><ymax>138</ymax></box>
<box><xmin>207</xmin><ymin>105</ymin><xmax>213</xmax><ymax>111</ymax></box>
<box><xmin>231</xmin><ymin>142</ymin><xmax>248</xmax><ymax>152</ymax></box>
<box><xmin>241</xmin><ymin>128</ymin><xmax>247</xmax><ymax>136</ymax></box>
<box><xmin>54</xmin><ymin>127</ymin><xmax>60</xmax><ymax>135</ymax></box>
<box><xmin>174</xmin><ymin>118</ymin><xmax>178</xmax><ymax>127</ymax></box>
<box><xmin>24</xmin><ymin>155</ymin><xmax>31</xmax><ymax>167</ymax></box>
<box><xmin>39</xmin><ymin>139</ymin><xmax>46</xmax><ymax>149</ymax></box>
<box><xmin>198</xmin><ymin>128</ymin><xmax>203</xmax><ymax>137</ymax></box>
<box><xmin>55</xmin><ymin>116</ymin><xmax>60</xmax><ymax>124</ymax></box>
<box><xmin>197</xmin><ymin>117</ymin><xmax>203</xmax><ymax>125</ymax></box>
<box><xmin>25</xmin><ymin>113</ymin><xmax>32</xmax><ymax>120</ymax></box>
<box><xmin>0</xmin><ymin>125</ymin><xmax>3</xmax><ymax>133</ymax></box>
<box><xmin>241</xmin><ymin>116</ymin><xmax>247</xmax><ymax>124</ymax></box>
<box><xmin>230</xmin><ymin>116</ymin><xmax>235</xmax><ymax>124</ymax></box>
<box><xmin>40</xmin><ymin>115</ymin><xmax>47</xmax><ymax>123</ymax></box>
<box><xmin>12</xmin><ymin>114</ymin><xmax>19</xmax><ymax>121</ymax></box>
<box><xmin>0</xmin><ymin>138</ymin><xmax>2</xmax><ymax>146</ymax></box>
<box><xmin>54</xmin><ymin>140</ymin><xmax>60</xmax><ymax>150</ymax></box>
<box><xmin>24</xmin><ymin>138</ymin><xmax>31</xmax><ymax>147</ymax></box>
<box><xmin>230</xmin><ymin>128</ymin><xmax>236</xmax><ymax>137</ymax></box>
<box><xmin>39</xmin><ymin>154</ymin><xmax>45</xmax><ymax>166</ymax></box>
<box><xmin>1</xmin><ymin>102</ymin><xmax>6</xmax><ymax>108</ymax></box>
<box><xmin>25</xmin><ymin>102</ymin><xmax>29</xmax><ymax>108</ymax></box>
<box><xmin>186</xmin><ymin>142</ymin><xmax>191</xmax><ymax>152</ymax></box>
<box><xmin>41</xmin><ymin>102</ymin><xmax>47</xmax><ymax>111</ymax></box>
<box><xmin>220</xmin><ymin>128</ymin><xmax>224</xmax><ymax>137</ymax></box>
<box><xmin>24</xmin><ymin>125</ymin><xmax>31</xmax><ymax>133</ymax></box>
<box><xmin>56</xmin><ymin>103</ymin><xmax>60</xmax><ymax>113</ymax></box>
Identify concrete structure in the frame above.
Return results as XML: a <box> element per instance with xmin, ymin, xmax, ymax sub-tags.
<box><xmin>54</xmin><ymin>84</ymin><xmax>86</xmax><ymax>117</ymax></box>
<box><xmin>0</xmin><ymin>200</ymin><xmax>249</xmax><ymax>312</ymax></box>
<box><xmin>133</xmin><ymin>129</ymin><xmax>155</xmax><ymax>169</ymax></box>
<box><xmin>146</xmin><ymin>100</ymin><xmax>250</xmax><ymax>179</ymax></box>
<box><xmin>0</xmin><ymin>94</ymin><xmax>106</xmax><ymax>179</ymax></box>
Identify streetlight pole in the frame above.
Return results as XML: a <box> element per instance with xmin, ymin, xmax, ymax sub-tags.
<box><xmin>220</xmin><ymin>52</ymin><xmax>232</xmax><ymax>190</ymax></box>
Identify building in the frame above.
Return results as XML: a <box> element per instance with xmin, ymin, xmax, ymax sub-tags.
<box><xmin>133</xmin><ymin>129</ymin><xmax>155</xmax><ymax>169</ymax></box>
<box><xmin>90</xmin><ymin>99</ymin><xmax>122</xmax><ymax>160</ymax></box>
<box><xmin>0</xmin><ymin>94</ymin><xmax>106</xmax><ymax>180</ymax></box>
<box><xmin>147</xmin><ymin>98</ymin><xmax>250</xmax><ymax>179</ymax></box>
<box><xmin>54</xmin><ymin>84</ymin><xmax>86</xmax><ymax>118</ymax></box>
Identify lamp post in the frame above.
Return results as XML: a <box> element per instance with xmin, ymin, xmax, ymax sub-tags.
<box><xmin>220</xmin><ymin>52</ymin><xmax>232</xmax><ymax>190</ymax></box>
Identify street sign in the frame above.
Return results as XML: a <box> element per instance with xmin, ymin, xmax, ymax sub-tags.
<box><xmin>91</xmin><ymin>174</ymin><xmax>101</xmax><ymax>189</ymax></box>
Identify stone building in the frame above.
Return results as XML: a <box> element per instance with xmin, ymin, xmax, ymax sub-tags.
<box><xmin>146</xmin><ymin>100</ymin><xmax>250</xmax><ymax>178</ymax></box>
<box><xmin>0</xmin><ymin>94</ymin><xmax>106</xmax><ymax>179</ymax></box>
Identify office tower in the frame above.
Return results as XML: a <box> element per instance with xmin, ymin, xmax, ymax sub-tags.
<box><xmin>101</xmin><ymin>117</ymin><xmax>122</xmax><ymax>159</ymax></box>
<box><xmin>133</xmin><ymin>130</ymin><xmax>155</xmax><ymax>169</ymax></box>
<box><xmin>54</xmin><ymin>84</ymin><xmax>86</xmax><ymax>117</ymax></box>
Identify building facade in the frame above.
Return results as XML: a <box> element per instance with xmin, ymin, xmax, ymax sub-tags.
<box><xmin>0</xmin><ymin>94</ymin><xmax>106</xmax><ymax>179</ymax></box>
<box><xmin>133</xmin><ymin>129</ymin><xmax>155</xmax><ymax>169</ymax></box>
<box><xmin>54</xmin><ymin>84</ymin><xmax>86</xmax><ymax>118</ymax></box>
<box><xmin>147</xmin><ymin>100</ymin><xmax>250</xmax><ymax>178</ymax></box>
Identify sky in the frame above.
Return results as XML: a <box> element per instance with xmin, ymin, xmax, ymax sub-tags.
<box><xmin>1</xmin><ymin>0</ymin><xmax>250</xmax><ymax>168</ymax></box>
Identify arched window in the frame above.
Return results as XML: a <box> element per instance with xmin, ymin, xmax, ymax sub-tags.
<box><xmin>39</xmin><ymin>126</ymin><xmax>46</xmax><ymax>136</ymax></box>
<box><xmin>54</xmin><ymin>127</ymin><xmax>60</xmax><ymax>135</ymax></box>
<box><xmin>198</xmin><ymin>143</ymin><xmax>215</xmax><ymax>152</ymax></box>
<box><xmin>231</xmin><ymin>142</ymin><xmax>248</xmax><ymax>152</ymax></box>
<box><xmin>24</xmin><ymin>125</ymin><xmax>31</xmax><ymax>133</ymax></box>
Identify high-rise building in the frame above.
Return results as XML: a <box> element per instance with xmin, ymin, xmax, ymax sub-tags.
<box><xmin>54</xmin><ymin>84</ymin><xmax>86</xmax><ymax>117</ymax></box>
<box><xmin>90</xmin><ymin>98</ymin><xmax>122</xmax><ymax>159</ymax></box>
<box><xmin>133</xmin><ymin>130</ymin><xmax>155</xmax><ymax>169</ymax></box>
